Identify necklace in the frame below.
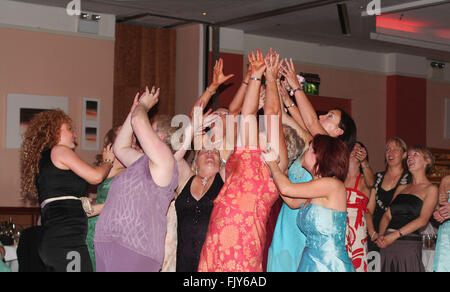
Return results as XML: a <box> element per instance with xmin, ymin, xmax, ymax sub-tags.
<box><xmin>197</xmin><ymin>175</ymin><xmax>211</xmax><ymax>187</ymax></box>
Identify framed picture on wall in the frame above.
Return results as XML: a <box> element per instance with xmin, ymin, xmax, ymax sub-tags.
<box><xmin>6</xmin><ymin>93</ymin><xmax>69</xmax><ymax>149</ymax></box>
<box><xmin>81</xmin><ymin>98</ymin><xmax>100</xmax><ymax>150</ymax></box>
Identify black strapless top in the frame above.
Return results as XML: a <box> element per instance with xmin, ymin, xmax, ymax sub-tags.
<box><xmin>388</xmin><ymin>194</ymin><xmax>423</xmax><ymax>235</ymax></box>
<box><xmin>36</xmin><ymin>149</ymin><xmax>88</xmax><ymax>204</ymax></box>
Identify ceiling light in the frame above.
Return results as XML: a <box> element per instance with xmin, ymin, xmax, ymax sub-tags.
<box><xmin>202</xmin><ymin>12</ymin><xmax>207</xmax><ymax>16</ymax></box>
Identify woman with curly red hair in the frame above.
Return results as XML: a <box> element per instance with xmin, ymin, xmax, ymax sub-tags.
<box><xmin>20</xmin><ymin>109</ymin><xmax>114</xmax><ymax>272</ymax></box>
<box><xmin>264</xmin><ymin>134</ymin><xmax>355</xmax><ymax>272</ymax></box>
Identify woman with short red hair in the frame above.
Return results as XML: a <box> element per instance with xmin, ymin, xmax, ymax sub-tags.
<box><xmin>264</xmin><ymin>134</ymin><xmax>355</xmax><ymax>272</ymax></box>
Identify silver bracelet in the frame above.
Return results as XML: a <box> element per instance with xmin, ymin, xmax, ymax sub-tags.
<box><xmin>286</xmin><ymin>103</ymin><xmax>295</xmax><ymax>109</ymax></box>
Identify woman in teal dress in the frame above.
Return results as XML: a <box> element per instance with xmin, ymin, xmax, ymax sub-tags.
<box><xmin>433</xmin><ymin>175</ymin><xmax>450</xmax><ymax>272</ymax></box>
<box><xmin>267</xmin><ymin>153</ymin><xmax>312</xmax><ymax>271</ymax></box>
<box><xmin>86</xmin><ymin>127</ymin><xmax>125</xmax><ymax>271</ymax></box>
<box><xmin>264</xmin><ymin>135</ymin><xmax>354</xmax><ymax>272</ymax></box>
<box><xmin>267</xmin><ymin>59</ymin><xmax>356</xmax><ymax>272</ymax></box>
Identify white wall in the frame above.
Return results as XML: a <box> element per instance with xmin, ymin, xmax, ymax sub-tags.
<box><xmin>0</xmin><ymin>0</ymin><xmax>115</xmax><ymax>39</ymax></box>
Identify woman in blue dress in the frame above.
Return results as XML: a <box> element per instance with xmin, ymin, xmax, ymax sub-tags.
<box><xmin>264</xmin><ymin>134</ymin><xmax>354</xmax><ymax>272</ymax></box>
<box><xmin>433</xmin><ymin>175</ymin><xmax>450</xmax><ymax>272</ymax></box>
<box><xmin>266</xmin><ymin>60</ymin><xmax>356</xmax><ymax>272</ymax></box>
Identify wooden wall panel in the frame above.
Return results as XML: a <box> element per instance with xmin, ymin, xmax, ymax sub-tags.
<box><xmin>113</xmin><ymin>23</ymin><xmax>176</xmax><ymax>126</ymax></box>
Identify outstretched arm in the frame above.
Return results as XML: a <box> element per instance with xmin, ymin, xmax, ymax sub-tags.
<box><xmin>228</xmin><ymin>65</ymin><xmax>252</xmax><ymax>116</ymax></box>
<box><xmin>190</xmin><ymin>58</ymin><xmax>234</xmax><ymax>118</ymax></box>
<box><xmin>277</xmin><ymin>72</ymin><xmax>312</xmax><ymax>147</ymax></box>
<box><xmin>240</xmin><ymin>50</ymin><xmax>266</xmax><ymax>148</ymax></box>
<box><xmin>114</xmin><ymin>92</ymin><xmax>145</xmax><ymax>167</ymax></box>
<box><xmin>264</xmin><ymin>49</ymin><xmax>288</xmax><ymax>173</ymax></box>
<box><xmin>281</xmin><ymin>59</ymin><xmax>327</xmax><ymax>137</ymax></box>
<box><xmin>131</xmin><ymin>86</ymin><xmax>176</xmax><ymax>187</ymax></box>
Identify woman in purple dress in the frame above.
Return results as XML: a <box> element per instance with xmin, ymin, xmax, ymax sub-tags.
<box><xmin>95</xmin><ymin>86</ymin><xmax>178</xmax><ymax>272</ymax></box>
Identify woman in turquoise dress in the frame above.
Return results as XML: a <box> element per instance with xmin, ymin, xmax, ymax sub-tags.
<box><xmin>86</xmin><ymin>127</ymin><xmax>125</xmax><ymax>271</ymax></box>
<box><xmin>433</xmin><ymin>175</ymin><xmax>450</xmax><ymax>272</ymax></box>
<box><xmin>264</xmin><ymin>134</ymin><xmax>354</xmax><ymax>272</ymax></box>
<box><xmin>267</xmin><ymin>153</ymin><xmax>312</xmax><ymax>271</ymax></box>
<box><xmin>267</xmin><ymin>59</ymin><xmax>356</xmax><ymax>272</ymax></box>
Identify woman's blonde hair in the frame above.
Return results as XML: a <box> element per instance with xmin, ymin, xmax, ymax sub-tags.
<box><xmin>385</xmin><ymin>137</ymin><xmax>408</xmax><ymax>170</ymax></box>
<box><xmin>283</xmin><ymin>124</ymin><xmax>305</xmax><ymax>167</ymax></box>
<box><xmin>20</xmin><ymin>109</ymin><xmax>72</xmax><ymax>201</ymax></box>
<box><xmin>151</xmin><ymin>114</ymin><xmax>180</xmax><ymax>152</ymax></box>
<box><xmin>408</xmin><ymin>145</ymin><xmax>435</xmax><ymax>174</ymax></box>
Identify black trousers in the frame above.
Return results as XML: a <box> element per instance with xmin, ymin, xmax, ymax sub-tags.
<box><xmin>17</xmin><ymin>226</ymin><xmax>46</xmax><ymax>272</ymax></box>
<box><xmin>38</xmin><ymin>200</ymin><xmax>92</xmax><ymax>272</ymax></box>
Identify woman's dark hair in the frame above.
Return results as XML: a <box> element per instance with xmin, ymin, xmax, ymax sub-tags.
<box><xmin>312</xmin><ymin>134</ymin><xmax>350</xmax><ymax>182</ymax></box>
<box><xmin>334</xmin><ymin>108</ymin><xmax>357</xmax><ymax>151</ymax></box>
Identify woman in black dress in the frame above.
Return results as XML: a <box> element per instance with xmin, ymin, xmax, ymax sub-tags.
<box><xmin>20</xmin><ymin>110</ymin><xmax>114</xmax><ymax>272</ymax></box>
<box><xmin>376</xmin><ymin>145</ymin><xmax>438</xmax><ymax>272</ymax></box>
<box><xmin>175</xmin><ymin>147</ymin><xmax>225</xmax><ymax>272</ymax></box>
<box><xmin>366</xmin><ymin>137</ymin><xmax>411</xmax><ymax>254</ymax></box>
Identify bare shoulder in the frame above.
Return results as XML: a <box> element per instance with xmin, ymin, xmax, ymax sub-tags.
<box><xmin>396</xmin><ymin>183</ymin><xmax>408</xmax><ymax>193</ymax></box>
<box><xmin>319</xmin><ymin>177</ymin><xmax>346</xmax><ymax>192</ymax></box>
<box><xmin>426</xmin><ymin>183</ymin><xmax>439</xmax><ymax>196</ymax></box>
<box><xmin>51</xmin><ymin>145</ymin><xmax>74</xmax><ymax>160</ymax></box>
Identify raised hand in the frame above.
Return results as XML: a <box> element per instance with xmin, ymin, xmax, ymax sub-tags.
<box><xmin>280</xmin><ymin>58</ymin><xmax>302</xmax><ymax>90</ymax></box>
<box><xmin>248</xmin><ymin>49</ymin><xmax>266</xmax><ymax>78</ymax></box>
<box><xmin>138</xmin><ymin>86</ymin><xmax>160</xmax><ymax>112</ymax></box>
<box><xmin>211</xmin><ymin>58</ymin><xmax>234</xmax><ymax>88</ymax></box>
<box><xmin>279</xmin><ymin>79</ymin><xmax>293</xmax><ymax>107</ymax></box>
<box><xmin>264</xmin><ymin>48</ymin><xmax>282</xmax><ymax>80</ymax></box>
<box><xmin>129</xmin><ymin>92</ymin><xmax>140</xmax><ymax>115</ymax></box>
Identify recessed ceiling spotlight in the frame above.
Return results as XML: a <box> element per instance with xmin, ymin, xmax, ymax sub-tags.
<box><xmin>202</xmin><ymin>12</ymin><xmax>207</xmax><ymax>16</ymax></box>
<box><xmin>80</xmin><ymin>12</ymin><xmax>89</xmax><ymax>20</ymax></box>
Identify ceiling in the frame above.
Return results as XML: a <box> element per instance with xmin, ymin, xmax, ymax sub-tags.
<box><xmin>14</xmin><ymin>0</ymin><xmax>450</xmax><ymax>61</ymax></box>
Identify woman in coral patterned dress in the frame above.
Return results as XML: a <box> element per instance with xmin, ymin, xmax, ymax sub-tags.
<box><xmin>345</xmin><ymin>142</ymin><xmax>371</xmax><ymax>272</ymax></box>
<box><xmin>198</xmin><ymin>49</ymin><xmax>288</xmax><ymax>272</ymax></box>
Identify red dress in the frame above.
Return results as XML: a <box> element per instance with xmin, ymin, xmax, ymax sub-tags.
<box><xmin>345</xmin><ymin>174</ymin><xmax>369</xmax><ymax>272</ymax></box>
<box><xmin>198</xmin><ymin>147</ymin><xmax>279</xmax><ymax>272</ymax></box>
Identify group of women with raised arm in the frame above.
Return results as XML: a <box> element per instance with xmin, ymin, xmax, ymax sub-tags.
<box><xmin>17</xmin><ymin>47</ymin><xmax>449</xmax><ymax>273</ymax></box>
